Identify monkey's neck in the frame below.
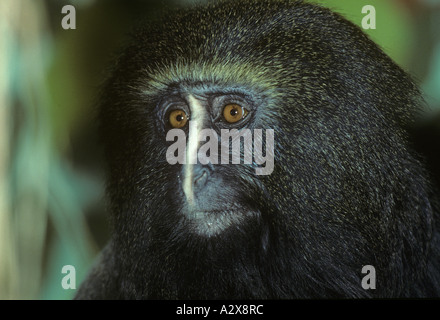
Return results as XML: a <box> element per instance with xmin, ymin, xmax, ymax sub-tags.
<box><xmin>116</xmin><ymin>225</ymin><xmax>277</xmax><ymax>299</ymax></box>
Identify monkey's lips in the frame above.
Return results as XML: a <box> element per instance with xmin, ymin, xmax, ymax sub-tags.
<box><xmin>186</xmin><ymin>208</ymin><xmax>259</xmax><ymax>236</ymax></box>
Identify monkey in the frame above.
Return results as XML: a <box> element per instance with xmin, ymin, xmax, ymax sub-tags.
<box><xmin>75</xmin><ymin>0</ymin><xmax>440</xmax><ymax>299</ymax></box>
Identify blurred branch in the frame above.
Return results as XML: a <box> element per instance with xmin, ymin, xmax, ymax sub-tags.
<box><xmin>0</xmin><ymin>0</ymin><xmax>52</xmax><ymax>299</ymax></box>
<box><xmin>0</xmin><ymin>0</ymin><xmax>15</xmax><ymax>301</ymax></box>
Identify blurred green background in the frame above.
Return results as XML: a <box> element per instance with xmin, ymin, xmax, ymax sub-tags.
<box><xmin>0</xmin><ymin>0</ymin><xmax>439</xmax><ymax>300</ymax></box>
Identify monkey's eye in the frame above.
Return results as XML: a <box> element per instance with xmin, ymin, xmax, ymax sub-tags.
<box><xmin>223</xmin><ymin>104</ymin><xmax>248</xmax><ymax>123</ymax></box>
<box><xmin>168</xmin><ymin>109</ymin><xmax>189</xmax><ymax>128</ymax></box>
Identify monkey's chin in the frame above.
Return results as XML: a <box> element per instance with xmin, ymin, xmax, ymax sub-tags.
<box><xmin>186</xmin><ymin>209</ymin><xmax>259</xmax><ymax>237</ymax></box>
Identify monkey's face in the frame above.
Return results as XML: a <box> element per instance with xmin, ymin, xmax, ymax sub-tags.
<box><xmin>146</xmin><ymin>83</ymin><xmax>276</xmax><ymax>238</ymax></box>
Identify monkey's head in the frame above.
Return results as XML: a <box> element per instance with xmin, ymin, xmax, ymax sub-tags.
<box><xmin>97</xmin><ymin>0</ymin><xmax>437</xmax><ymax>298</ymax></box>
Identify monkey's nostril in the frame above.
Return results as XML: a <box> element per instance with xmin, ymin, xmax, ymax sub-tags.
<box><xmin>194</xmin><ymin>169</ymin><xmax>208</xmax><ymax>188</ymax></box>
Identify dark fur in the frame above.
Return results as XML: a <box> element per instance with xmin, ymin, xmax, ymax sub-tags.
<box><xmin>76</xmin><ymin>0</ymin><xmax>440</xmax><ymax>298</ymax></box>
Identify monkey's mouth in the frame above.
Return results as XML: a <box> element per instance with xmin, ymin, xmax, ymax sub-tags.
<box><xmin>187</xmin><ymin>208</ymin><xmax>259</xmax><ymax>236</ymax></box>
<box><xmin>192</xmin><ymin>209</ymin><xmax>235</xmax><ymax>218</ymax></box>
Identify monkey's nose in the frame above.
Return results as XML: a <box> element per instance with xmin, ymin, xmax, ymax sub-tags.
<box><xmin>193</xmin><ymin>167</ymin><xmax>209</xmax><ymax>189</ymax></box>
